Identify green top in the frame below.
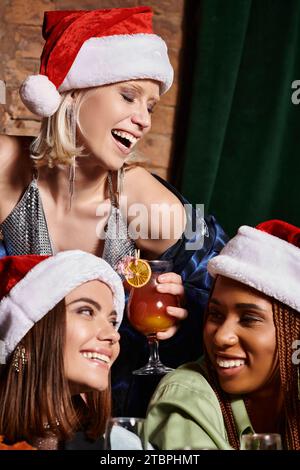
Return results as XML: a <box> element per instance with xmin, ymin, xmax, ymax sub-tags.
<box><xmin>143</xmin><ymin>358</ymin><xmax>253</xmax><ymax>450</ymax></box>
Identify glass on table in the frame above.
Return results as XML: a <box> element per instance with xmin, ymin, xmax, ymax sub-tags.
<box><xmin>104</xmin><ymin>417</ymin><xmax>145</xmax><ymax>450</ymax></box>
<box><xmin>127</xmin><ymin>259</ymin><xmax>179</xmax><ymax>375</ymax></box>
<box><xmin>240</xmin><ymin>433</ymin><xmax>282</xmax><ymax>450</ymax></box>
<box><xmin>173</xmin><ymin>447</ymin><xmax>217</xmax><ymax>450</ymax></box>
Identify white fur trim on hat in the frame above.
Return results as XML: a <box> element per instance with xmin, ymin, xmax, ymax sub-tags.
<box><xmin>208</xmin><ymin>225</ymin><xmax>300</xmax><ymax>312</ymax></box>
<box><xmin>59</xmin><ymin>34</ymin><xmax>173</xmax><ymax>94</ymax></box>
<box><xmin>20</xmin><ymin>75</ymin><xmax>62</xmax><ymax>117</ymax></box>
<box><xmin>0</xmin><ymin>250</ymin><xmax>125</xmax><ymax>359</ymax></box>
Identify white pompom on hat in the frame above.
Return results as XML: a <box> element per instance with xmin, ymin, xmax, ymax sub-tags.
<box><xmin>20</xmin><ymin>75</ymin><xmax>62</xmax><ymax>118</ymax></box>
<box><xmin>0</xmin><ymin>250</ymin><xmax>125</xmax><ymax>360</ymax></box>
<box><xmin>19</xmin><ymin>6</ymin><xmax>174</xmax><ymax>117</ymax></box>
<box><xmin>208</xmin><ymin>219</ymin><xmax>300</xmax><ymax>313</ymax></box>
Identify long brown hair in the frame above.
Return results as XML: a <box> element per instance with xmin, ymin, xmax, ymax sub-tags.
<box><xmin>0</xmin><ymin>300</ymin><xmax>111</xmax><ymax>444</ymax></box>
<box><xmin>204</xmin><ymin>299</ymin><xmax>300</xmax><ymax>449</ymax></box>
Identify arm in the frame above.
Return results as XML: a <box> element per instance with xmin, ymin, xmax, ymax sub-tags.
<box><xmin>0</xmin><ymin>135</ymin><xmax>32</xmax><ymax>222</ymax></box>
<box><xmin>122</xmin><ymin>167</ymin><xmax>189</xmax><ymax>335</ymax></box>
<box><xmin>124</xmin><ymin>166</ymin><xmax>187</xmax><ymax>256</ymax></box>
<box><xmin>123</xmin><ymin>168</ymin><xmax>228</xmax><ymax>347</ymax></box>
<box><xmin>0</xmin><ymin>134</ymin><xmax>30</xmax><ymax>182</ymax></box>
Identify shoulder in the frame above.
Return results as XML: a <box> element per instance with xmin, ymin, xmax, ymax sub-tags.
<box><xmin>0</xmin><ymin>135</ymin><xmax>33</xmax><ymax>221</ymax></box>
<box><xmin>0</xmin><ymin>134</ymin><xmax>29</xmax><ymax>158</ymax></box>
<box><xmin>0</xmin><ymin>134</ymin><xmax>32</xmax><ymax>177</ymax></box>
<box><xmin>124</xmin><ymin>166</ymin><xmax>183</xmax><ymax>208</ymax></box>
<box><xmin>150</xmin><ymin>361</ymin><xmax>220</xmax><ymax>409</ymax></box>
<box><xmin>145</xmin><ymin>361</ymin><xmax>230</xmax><ymax>449</ymax></box>
<box><xmin>0</xmin><ymin>134</ymin><xmax>18</xmax><ymax>163</ymax></box>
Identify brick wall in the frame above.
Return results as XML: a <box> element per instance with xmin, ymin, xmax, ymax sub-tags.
<box><xmin>0</xmin><ymin>0</ymin><xmax>185</xmax><ymax>180</ymax></box>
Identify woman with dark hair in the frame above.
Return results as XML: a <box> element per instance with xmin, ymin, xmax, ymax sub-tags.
<box><xmin>144</xmin><ymin>220</ymin><xmax>300</xmax><ymax>449</ymax></box>
<box><xmin>0</xmin><ymin>251</ymin><xmax>124</xmax><ymax>449</ymax></box>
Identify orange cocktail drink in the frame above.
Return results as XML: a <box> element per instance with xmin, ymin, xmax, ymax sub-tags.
<box><xmin>128</xmin><ymin>270</ymin><xmax>178</xmax><ymax>335</ymax></box>
<box><xmin>126</xmin><ymin>259</ymin><xmax>178</xmax><ymax>375</ymax></box>
<box><xmin>128</xmin><ymin>261</ymin><xmax>179</xmax><ymax>336</ymax></box>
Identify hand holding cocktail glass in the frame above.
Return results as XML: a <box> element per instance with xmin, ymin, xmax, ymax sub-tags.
<box><xmin>119</xmin><ymin>256</ymin><xmax>187</xmax><ymax>375</ymax></box>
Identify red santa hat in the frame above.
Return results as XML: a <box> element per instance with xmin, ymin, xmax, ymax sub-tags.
<box><xmin>19</xmin><ymin>6</ymin><xmax>174</xmax><ymax>117</ymax></box>
<box><xmin>208</xmin><ymin>219</ymin><xmax>300</xmax><ymax>312</ymax></box>
<box><xmin>0</xmin><ymin>250</ymin><xmax>125</xmax><ymax>360</ymax></box>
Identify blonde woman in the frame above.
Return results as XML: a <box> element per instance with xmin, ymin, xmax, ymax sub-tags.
<box><xmin>0</xmin><ymin>7</ymin><xmax>227</xmax><ymax>415</ymax></box>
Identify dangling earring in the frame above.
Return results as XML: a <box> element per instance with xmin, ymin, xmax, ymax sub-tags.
<box><xmin>117</xmin><ymin>165</ymin><xmax>125</xmax><ymax>197</ymax></box>
<box><xmin>68</xmin><ymin>155</ymin><xmax>76</xmax><ymax>210</ymax></box>
<box><xmin>46</xmin><ymin>115</ymin><xmax>52</xmax><ymax>144</ymax></box>
<box><xmin>66</xmin><ymin>99</ymin><xmax>77</xmax><ymax>209</ymax></box>
<box><xmin>12</xmin><ymin>345</ymin><xmax>27</xmax><ymax>373</ymax></box>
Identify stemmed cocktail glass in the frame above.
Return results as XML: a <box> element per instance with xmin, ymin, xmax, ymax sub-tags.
<box><xmin>127</xmin><ymin>260</ymin><xmax>178</xmax><ymax>375</ymax></box>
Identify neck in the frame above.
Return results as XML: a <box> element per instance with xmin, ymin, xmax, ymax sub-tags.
<box><xmin>39</xmin><ymin>159</ymin><xmax>109</xmax><ymax>205</ymax></box>
<box><xmin>245</xmin><ymin>373</ymin><xmax>284</xmax><ymax>433</ymax></box>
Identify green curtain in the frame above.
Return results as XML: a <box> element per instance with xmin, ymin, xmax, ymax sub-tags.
<box><xmin>181</xmin><ymin>0</ymin><xmax>300</xmax><ymax>237</ymax></box>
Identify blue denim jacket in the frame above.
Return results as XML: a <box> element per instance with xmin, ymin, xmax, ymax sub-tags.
<box><xmin>0</xmin><ymin>241</ymin><xmax>6</xmax><ymax>257</ymax></box>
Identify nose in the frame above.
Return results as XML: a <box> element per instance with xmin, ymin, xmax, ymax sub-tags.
<box><xmin>213</xmin><ymin>320</ymin><xmax>238</xmax><ymax>348</ymax></box>
<box><xmin>131</xmin><ymin>104</ymin><xmax>151</xmax><ymax>130</ymax></box>
<box><xmin>96</xmin><ymin>320</ymin><xmax>120</xmax><ymax>344</ymax></box>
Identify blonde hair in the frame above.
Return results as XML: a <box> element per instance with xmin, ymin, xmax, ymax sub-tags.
<box><xmin>30</xmin><ymin>88</ymin><xmax>147</xmax><ymax>169</ymax></box>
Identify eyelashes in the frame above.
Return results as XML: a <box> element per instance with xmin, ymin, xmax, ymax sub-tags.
<box><xmin>121</xmin><ymin>93</ymin><xmax>156</xmax><ymax>114</ymax></box>
<box><xmin>121</xmin><ymin>93</ymin><xmax>134</xmax><ymax>103</ymax></box>
<box><xmin>76</xmin><ymin>307</ymin><xmax>118</xmax><ymax>327</ymax></box>
<box><xmin>77</xmin><ymin>307</ymin><xmax>94</xmax><ymax>317</ymax></box>
<box><xmin>207</xmin><ymin>309</ymin><xmax>264</xmax><ymax>326</ymax></box>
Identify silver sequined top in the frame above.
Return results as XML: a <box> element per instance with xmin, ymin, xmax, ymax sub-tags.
<box><xmin>0</xmin><ymin>173</ymin><xmax>135</xmax><ymax>269</ymax></box>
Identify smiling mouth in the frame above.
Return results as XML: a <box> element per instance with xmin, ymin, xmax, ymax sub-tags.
<box><xmin>216</xmin><ymin>357</ymin><xmax>246</xmax><ymax>369</ymax></box>
<box><xmin>111</xmin><ymin>129</ymin><xmax>138</xmax><ymax>150</ymax></box>
<box><xmin>80</xmin><ymin>351</ymin><xmax>110</xmax><ymax>365</ymax></box>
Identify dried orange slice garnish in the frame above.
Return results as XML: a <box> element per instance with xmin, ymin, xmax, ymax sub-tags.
<box><xmin>125</xmin><ymin>259</ymin><xmax>152</xmax><ymax>288</ymax></box>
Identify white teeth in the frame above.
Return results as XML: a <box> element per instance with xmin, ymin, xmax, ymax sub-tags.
<box><xmin>112</xmin><ymin>129</ymin><xmax>138</xmax><ymax>147</ymax></box>
<box><xmin>81</xmin><ymin>352</ymin><xmax>110</xmax><ymax>364</ymax></box>
<box><xmin>216</xmin><ymin>358</ymin><xmax>245</xmax><ymax>369</ymax></box>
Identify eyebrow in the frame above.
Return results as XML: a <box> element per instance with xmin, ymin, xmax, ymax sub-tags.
<box><xmin>235</xmin><ymin>303</ymin><xmax>267</xmax><ymax>312</ymax></box>
<box><xmin>209</xmin><ymin>298</ymin><xmax>267</xmax><ymax>312</ymax></box>
<box><xmin>120</xmin><ymin>83</ymin><xmax>159</xmax><ymax>102</ymax></box>
<box><xmin>66</xmin><ymin>298</ymin><xmax>117</xmax><ymax>318</ymax></box>
<box><xmin>66</xmin><ymin>297</ymin><xmax>101</xmax><ymax>310</ymax></box>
